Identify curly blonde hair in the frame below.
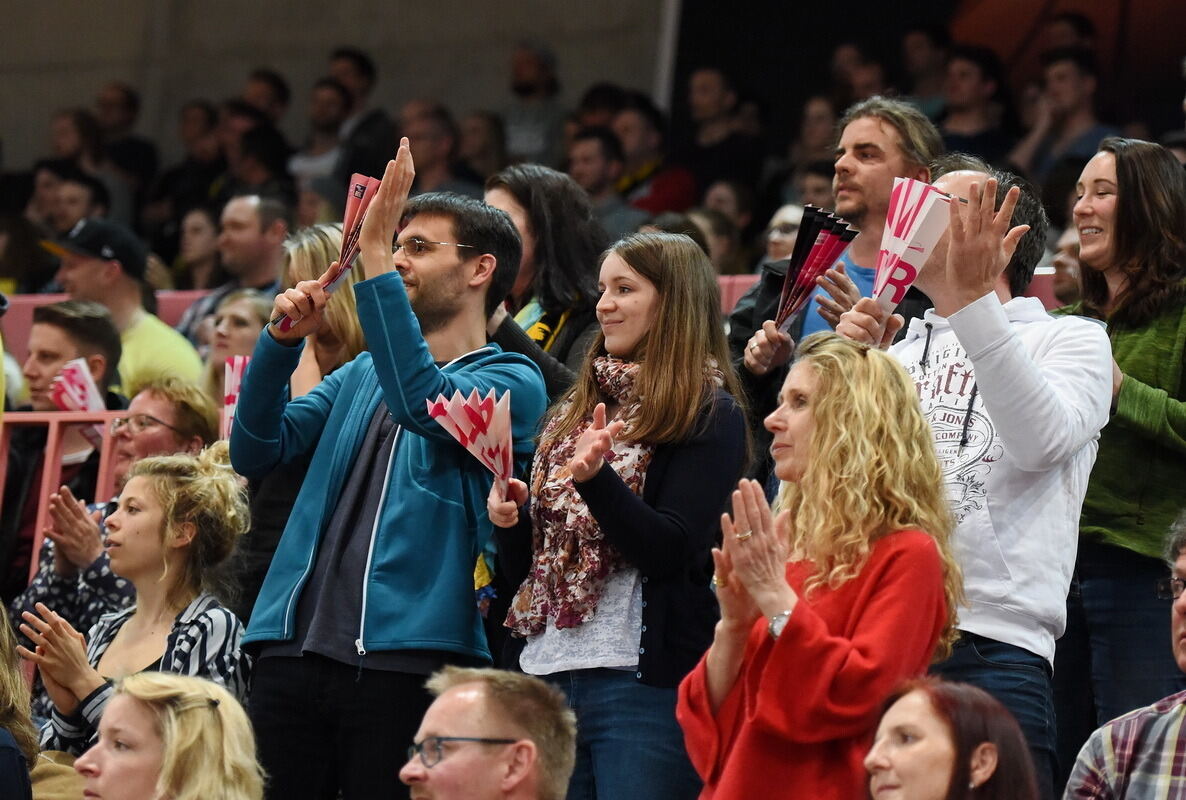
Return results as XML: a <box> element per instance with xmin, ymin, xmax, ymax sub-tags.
<box><xmin>776</xmin><ymin>333</ymin><xmax>963</xmax><ymax>659</ymax></box>
<box><xmin>127</xmin><ymin>441</ymin><xmax>250</xmax><ymax>607</ymax></box>
<box><xmin>114</xmin><ymin>672</ymin><xmax>264</xmax><ymax>800</ymax></box>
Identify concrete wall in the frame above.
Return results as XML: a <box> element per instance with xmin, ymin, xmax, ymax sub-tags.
<box><xmin>0</xmin><ymin>0</ymin><xmax>669</xmax><ymax>169</ymax></box>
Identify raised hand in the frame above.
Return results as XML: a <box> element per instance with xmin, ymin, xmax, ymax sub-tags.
<box><xmin>815</xmin><ymin>263</ymin><xmax>862</xmax><ymax>328</ymax></box>
<box><xmin>712</xmin><ymin>535</ymin><xmax>760</xmax><ymax>632</ymax></box>
<box><xmin>944</xmin><ymin>178</ymin><xmax>1030</xmax><ymax>312</ymax></box>
<box><xmin>269</xmin><ymin>278</ymin><xmax>329</xmax><ymax>343</ymax></box>
<box><xmin>487</xmin><ymin>478</ymin><xmax>529</xmax><ymax>528</ymax></box>
<box><xmin>359</xmin><ymin>136</ymin><xmax>416</xmax><ymax>279</ymax></box>
<box><xmin>568</xmin><ymin>403</ymin><xmax>626</xmax><ymax>483</ymax></box>
<box><xmin>722</xmin><ymin>479</ymin><xmax>798</xmax><ymax>620</ymax></box>
<box><xmin>836</xmin><ymin>297</ymin><xmax>904</xmax><ymax>349</ymax></box>
<box><xmin>743</xmin><ymin>320</ymin><xmax>794</xmax><ymax>377</ymax></box>
<box><xmin>46</xmin><ymin>487</ymin><xmax>105</xmax><ymax>577</ymax></box>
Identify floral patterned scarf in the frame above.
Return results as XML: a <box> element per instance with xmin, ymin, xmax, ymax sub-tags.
<box><xmin>506</xmin><ymin>356</ymin><xmax>655</xmax><ymax>636</ymax></box>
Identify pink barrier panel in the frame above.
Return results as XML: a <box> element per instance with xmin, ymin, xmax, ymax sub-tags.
<box><xmin>1</xmin><ymin>290</ymin><xmax>210</xmax><ymax>365</ymax></box>
<box><xmin>718</xmin><ymin>275</ymin><xmax>759</xmax><ymax>314</ymax></box>
<box><xmin>0</xmin><ymin>410</ymin><xmax>124</xmax><ymax>585</ymax></box>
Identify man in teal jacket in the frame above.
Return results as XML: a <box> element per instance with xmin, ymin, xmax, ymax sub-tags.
<box><xmin>230</xmin><ymin>140</ymin><xmax>547</xmax><ymax>800</ymax></box>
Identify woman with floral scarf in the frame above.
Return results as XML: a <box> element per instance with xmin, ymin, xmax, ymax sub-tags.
<box><xmin>489</xmin><ymin>232</ymin><xmax>748</xmax><ymax>799</ymax></box>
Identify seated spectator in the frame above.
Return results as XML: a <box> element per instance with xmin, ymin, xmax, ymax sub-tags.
<box><xmin>0</xmin><ymin>213</ymin><xmax>58</xmax><ymax>293</ymax></box>
<box><xmin>173</xmin><ymin>205</ymin><xmax>228</xmax><ymax>290</ymax></box>
<box><xmin>677</xmin><ymin>333</ymin><xmax>962</xmax><ymax>799</ymax></box>
<box><xmin>50</xmin><ymin>164</ymin><xmax>110</xmax><ymax>235</ymax></box>
<box><xmin>566</xmin><ymin>126</ymin><xmax>649</xmax><ymax>241</ymax></box>
<box><xmin>175</xmin><ymin>193</ymin><xmax>288</xmax><ymax>352</ymax></box>
<box><xmin>329</xmin><ymin>46</ymin><xmax>397</xmax><ymax>186</ymax></box>
<box><xmin>11</xmin><ymin>375</ymin><xmax>217</xmax><ymax>719</ymax></box>
<box><xmin>459</xmin><ymin>110</ymin><xmax>509</xmax><ymax>181</ymax></box>
<box><xmin>18</xmin><ymin>442</ymin><xmax>252</xmax><ymax>755</ymax></box>
<box><xmin>638</xmin><ymin>211</ymin><xmax>710</xmax><ymax>255</ymax></box>
<box><xmin>1046</xmin><ymin>11</ymin><xmax>1096</xmax><ymax>50</ymax></box>
<box><xmin>679</xmin><ymin>67</ymin><xmax>764</xmax><ymax>191</ymax></box>
<box><xmin>789</xmin><ymin>96</ymin><xmax>839</xmax><ymax>168</ymax></box>
<box><xmin>612</xmin><ymin>93</ymin><xmax>698</xmax><ymax>214</ymax></box>
<box><xmin>687</xmin><ymin>206</ymin><xmax>745</xmax><ymax>274</ymax></box>
<box><xmin>1008</xmin><ymin>48</ymin><xmax>1121</xmax><ymax>183</ymax></box>
<box><xmin>2</xmin><ymin>300</ymin><xmax>123</xmax><ymax>602</ymax></box>
<box><xmin>485</xmin><ymin>164</ymin><xmax>608</xmax><ymax>400</ymax></box>
<box><xmin>202</xmin><ymin>288</ymin><xmax>272</xmax><ymax>406</ymax></box>
<box><xmin>23</xmin><ymin>158</ymin><xmax>73</xmax><ymax>233</ymax></box>
<box><xmin>503</xmin><ymin>41</ymin><xmax>567</xmax><ymax>167</ymax></box>
<box><xmin>45</xmin><ymin>218</ymin><xmax>203</xmax><ymax>391</ymax></box>
<box><xmin>703</xmin><ymin>179</ymin><xmax>755</xmax><ymax>241</ymax></box>
<box><xmin>1064</xmin><ymin>515</ymin><xmax>1186</xmax><ymax>799</ymax></box>
<box><xmin>224</xmin><ymin>123</ymin><xmax>295</xmax><ymax>208</ymax></box>
<box><xmin>575</xmin><ymin>82</ymin><xmax>628</xmax><ymax>128</ymax></box>
<box><xmin>400</xmin><ymin>667</ymin><xmax>577</xmax><ymax>800</ymax></box>
<box><xmin>490</xmin><ymin>232</ymin><xmax>747</xmax><ymax>800</ymax></box>
<box><xmin>242</xmin><ymin>67</ymin><xmax>290</xmax><ymax>125</ymax></box>
<box><xmin>901</xmin><ymin>25</ymin><xmax>951</xmax><ymax>119</ymax></box>
<box><xmin>761</xmin><ymin>204</ymin><xmax>804</xmax><ymax>264</ymax></box>
<box><xmin>940</xmin><ymin>45</ymin><xmax>1016</xmax><ymax>165</ymax></box>
<box><xmin>406</xmin><ymin>103</ymin><xmax>483</xmax><ymax>199</ymax></box>
<box><xmin>868</xmin><ymin>678</ymin><xmax>1040</xmax><ymax>800</ymax></box>
<box><xmin>1050</xmin><ymin>225</ymin><xmax>1081</xmax><ymax>306</ymax></box>
<box><xmin>289</xmin><ymin>77</ymin><xmax>350</xmax><ymax>211</ymax></box>
<box><xmin>48</xmin><ymin>108</ymin><xmax>134</xmax><ymax>226</ymax></box>
<box><xmin>0</xmin><ymin>616</ymin><xmax>35</xmax><ymax>800</ymax></box>
<box><xmin>75</xmin><ymin>672</ymin><xmax>264</xmax><ymax>800</ymax></box>
<box><xmin>94</xmin><ymin>81</ymin><xmax>159</xmax><ymax>206</ymax></box>
<box><xmin>795</xmin><ymin>159</ymin><xmax>836</xmax><ymax>209</ymax></box>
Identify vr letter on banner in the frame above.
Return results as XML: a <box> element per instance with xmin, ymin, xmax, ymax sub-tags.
<box><xmin>427</xmin><ymin>388</ymin><xmax>513</xmax><ymax>500</ymax></box>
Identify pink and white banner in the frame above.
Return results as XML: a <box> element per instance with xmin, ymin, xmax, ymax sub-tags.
<box><xmin>427</xmin><ymin>388</ymin><xmax>513</xmax><ymax>500</ymax></box>
<box><xmin>221</xmin><ymin>355</ymin><xmax>250</xmax><ymax>440</ymax></box>
<box><xmin>50</xmin><ymin>358</ymin><xmax>105</xmax><ymax>448</ymax></box>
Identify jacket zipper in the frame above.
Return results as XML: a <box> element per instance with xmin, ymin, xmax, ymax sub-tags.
<box><xmin>356</xmin><ymin>426</ymin><xmax>401</xmax><ymax>655</ymax></box>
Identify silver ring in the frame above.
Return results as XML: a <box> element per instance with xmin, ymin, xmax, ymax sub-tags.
<box><xmin>734</xmin><ymin>530</ymin><xmax>753</xmax><ymax>541</ymax></box>
<box><xmin>749</xmin><ymin>342</ymin><xmax>759</xmax><ymax>354</ymax></box>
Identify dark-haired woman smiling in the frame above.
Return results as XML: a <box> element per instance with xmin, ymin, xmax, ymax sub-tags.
<box><xmin>1054</xmin><ymin>137</ymin><xmax>1186</xmax><ymax>774</ymax></box>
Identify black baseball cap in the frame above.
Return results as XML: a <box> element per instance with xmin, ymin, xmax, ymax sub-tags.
<box><xmin>41</xmin><ymin>219</ymin><xmax>148</xmax><ymax>281</ymax></box>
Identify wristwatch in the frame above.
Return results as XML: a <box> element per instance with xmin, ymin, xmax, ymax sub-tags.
<box><xmin>768</xmin><ymin>609</ymin><xmax>793</xmax><ymax>640</ymax></box>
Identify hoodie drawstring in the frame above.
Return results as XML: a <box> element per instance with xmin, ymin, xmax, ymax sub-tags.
<box><xmin>959</xmin><ymin>383</ymin><xmax>979</xmax><ymax>449</ymax></box>
<box><xmin>919</xmin><ymin>322</ymin><xmax>934</xmax><ymax>369</ymax></box>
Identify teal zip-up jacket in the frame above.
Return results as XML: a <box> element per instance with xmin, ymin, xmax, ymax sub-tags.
<box><xmin>229</xmin><ymin>270</ymin><xmax>547</xmax><ymax>662</ymax></box>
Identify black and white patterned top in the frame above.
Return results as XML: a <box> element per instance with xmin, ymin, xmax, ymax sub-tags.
<box><xmin>39</xmin><ymin>592</ymin><xmax>250</xmax><ymax>754</ymax></box>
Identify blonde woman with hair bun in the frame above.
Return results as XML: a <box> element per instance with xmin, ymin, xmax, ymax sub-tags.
<box><xmin>18</xmin><ymin>442</ymin><xmax>251</xmax><ymax>755</ymax></box>
<box><xmin>678</xmin><ymin>332</ymin><xmax>964</xmax><ymax>800</ymax></box>
<box><xmin>75</xmin><ymin>672</ymin><xmax>264</xmax><ymax>800</ymax></box>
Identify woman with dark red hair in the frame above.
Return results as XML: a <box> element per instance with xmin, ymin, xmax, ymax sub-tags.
<box><xmin>866</xmin><ymin>678</ymin><xmax>1040</xmax><ymax>800</ymax></box>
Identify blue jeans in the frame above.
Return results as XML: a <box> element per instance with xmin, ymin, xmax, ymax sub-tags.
<box><xmin>545</xmin><ymin>669</ymin><xmax>701</xmax><ymax>800</ymax></box>
<box><xmin>932</xmin><ymin>633</ymin><xmax>1056</xmax><ymax>800</ymax></box>
<box><xmin>1053</xmin><ymin>540</ymin><xmax>1186</xmax><ymax>789</ymax></box>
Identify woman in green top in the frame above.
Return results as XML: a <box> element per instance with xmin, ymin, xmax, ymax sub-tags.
<box><xmin>1053</xmin><ymin>137</ymin><xmax>1186</xmax><ymax>783</ymax></box>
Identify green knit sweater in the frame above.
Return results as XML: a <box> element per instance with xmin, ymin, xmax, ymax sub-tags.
<box><xmin>1058</xmin><ymin>294</ymin><xmax>1186</xmax><ymax>558</ymax></box>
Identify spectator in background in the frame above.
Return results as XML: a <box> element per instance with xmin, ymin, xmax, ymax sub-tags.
<box><xmin>1053</xmin><ymin>138</ymin><xmax>1186</xmax><ymax>788</ymax></box>
<box><xmin>688</xmin><ymin>207</ymin><xmax>745</xmax><ymax>275</ymax></box>
<box><xmin>1046</xmin><ymin>11</ymin><xmax>1096</xmax><ymax>51</ymax></box>
<box><xmin>639</xmin><ymin>212</ymin><xmax>710</xmax><ymax>255</ymax></box>
<box><xmin>795</xmin><ymin>159</ymin><xmax>835</xmax><ymax>209</ymax></box>
<box><xmin>613</xmin><ymin>93</ymin><xmax>698</xmax><ymax>214</ymax></box>
<box><xmin>211</xmin><ymin>99</ymin><xmax>271</xmax><ymax>203</ymax></box>
<box><xmin>575</xmin><ymin>82</ymin><xmax>628</xmax><ymax>128</ymax></box>
<box><xmin>400</xmin><ymin>667</ymin><xmax>577</xmax><ymax>800</ymax></box>
<box><xmin>851</xmin><ymin>60</ymin><xmax>892</xmax><ymax>102</ymax></box>
<box><xmin>0</xmin><ymin>215</ymin><xmax>58</xmax><ymax>293</ymax></box>
<box><xmin>703</xmin><ymin>179</ymin><xmax>756</xmax><ymax>246</ymax></box>
<box><xmin>1050</xmin><ymin>225</ymin><xmax>1082</xmax><ymax>306</ymax></box>
<box><xmin>1</xmin><ymin>300</ymin><xmax>123</xmax><ymax>602</ymax></box>
<box><xmin>48</xmin><ymin>108</ymin><xmax>133</xmax><ymax>226</ymax></box>
<box><xmin>829</xmin><ymin>41</ymin><xmax>871</xmax><ymax>106</ymax></box>
<box><xmin>94</xmin><ymin>81</ymin><xmax>158</xmax><ymax>208</ymax></box>
<box><xmin>173</xmin><ymin>205</ymin><xmax>228</xmax><ymax>290</ymax></box>
<box><xmin>761</xmin><ymin>204</ymin><xmax>803</xmax><ymax>264</ymax></box>
<box><xmin>223</xmin><ymin>123</ymin><xmax>294</xmax><ymax>207</ymax></box>
<box><xmin>902</xmin><ymin>26</ymin><xmax>951</xmax><ymax>119</ymax></box>
<box><xmin>762</xmin><ymin>96</ymin><xmax>837</xmax><ymax>208</ymax></box>
<box><xmin>23</xmin><ymin>158</ymin><xmax>73</xmax><ymax>233</ymax></box>
<box><xmin>940</xmin><ymin>45</ymin><xmax>1016</xmax><ymax>165</ymax></box>
<box><xmin>176</xmin><ymin>193</ymin><xmax>288</xmax><ymax>351</ymax></box>
<box><xmin>459</xmin><ymin>110</ymin><xmax>509</xmax><ymax>181</ymax></box>
<box><xmin>243</xmin><ymin>67</ymin><xmax>291</xmax><ymax>125</ymax></box>
<box><xmin>1008</xmin><ymin>48</ymin><xmax>1120</xmax><ymax>183</ymax></box>
<box><xmin>45</xmin><ymin>219</ymin><xmax>202</xmax><ymax>392</ymax></box>
<box><xmin>201</xmin><ymin>288</ymin><xmax>271</xmax><ymax>408</ymax></box>
<box><xmin>486</xmin><ymin>164</ymin><xmax>608</xmax><ymax>400</ymax></box>
<box><xmin>289</xmin><ymin>77</ymin><xmax>350</xmax><ymax>192</ymax></box>
<box><xmin>504</xmin><ymin>41</ymin><xmax>566</xmax><ymax>167</ymax></box>
<box><xmin>567</xmin><ymin>127</ymin><xmax>649</xmax><ymax>241</ymax></box>
<box><xmin>680</xmin><ymin>67</ymin><xmax>764</xmax><ymax>191</ymax></box>
<box><xmin>141</xmin><ymin>99</ymin><xmax>226</xmax><ymax>262</ymax></box>
<box><xmin>406</xmin><ymin>104</ymin><xmax>483</xmax><ymax>198</ymax></box>
<box><xmin>50</xmin><ymin>165</ymin><xmax>110</xmax><ymax>235</ymax></box>
<box><xmin>329</xmin><ymin>46</ymin><xmax>397</xmax><ymax>185</ymax></box>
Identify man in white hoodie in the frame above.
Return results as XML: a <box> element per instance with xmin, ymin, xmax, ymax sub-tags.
<box><xmin>837</xmin><ymin>154</ymin><xmax>1113</xmax><ymax>797</ymax></box>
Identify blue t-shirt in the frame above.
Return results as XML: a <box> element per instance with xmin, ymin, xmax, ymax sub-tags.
<box><xmin>799</xmin><ymin>251</ymin><xmax>876</xmax><ymax>338</ymax></box>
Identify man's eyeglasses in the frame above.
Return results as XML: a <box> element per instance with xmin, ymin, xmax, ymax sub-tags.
<box><xmin>393</xmin><ymin>237</ymin><xmax>478</xmax><ymax>258</ymax></box>
<box><xmin>1155</xmin><ymin>576</ymin><xmax>1186</xmax><ymax>600</ymax></box>
<box><xmin>407</xmin><ymin>736</ymin><xmax>517</xmax><ymax>768</ymax></box>
<box><xmin>110</xmin><ymin>413</ymin><xmax>185</xmax><ymax>437</ymax></box>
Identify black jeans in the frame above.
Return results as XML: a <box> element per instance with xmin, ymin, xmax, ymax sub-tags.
<box><xmin>249</xmin><ymin>654</ymin><xmax>434</xmax><ymax>800</ymax></box>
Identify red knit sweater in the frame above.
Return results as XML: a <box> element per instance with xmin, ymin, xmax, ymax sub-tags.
<box><xmin>677</xmin><ymin>529</ymin><xmax>948</xmax><ymax>800</ymax></box>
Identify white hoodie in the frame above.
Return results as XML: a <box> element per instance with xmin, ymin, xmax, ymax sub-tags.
<box><xmin>889</xmin><ymin>293</ymin><xmax>1112</xmax><ymax>663</ymax></box>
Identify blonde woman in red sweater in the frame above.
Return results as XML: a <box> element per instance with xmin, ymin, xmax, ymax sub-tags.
<box><xmin>678</xmin><ymin>333</ymin><xmax>963</xmax><ymax>800</ymax></box>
